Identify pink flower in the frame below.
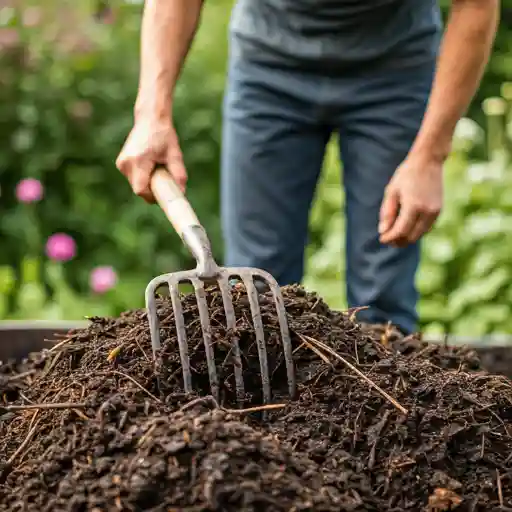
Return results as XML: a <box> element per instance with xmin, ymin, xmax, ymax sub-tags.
<box><xmin>45</xmin><ymin>233</ymin><xmax>76</xmax><ymax>262</ymax></box>
<box><xmin>0</xmin><ymin>29</ymin><xmax>19</xmax><ymax>51</ymax></box>
<box><xmin>22</xmin><ymin>7</ymin><xmax>42</xmax><ymax>27</ymax></box>
<box><xmin>16</xmin><ymin>178</ymin><xmax>43</xmax><ymax>203</ymax></box>
<box><xmin>90</xmin><ymin>266</ymin><xmax>117</xmax><ymax>294</ymax></box>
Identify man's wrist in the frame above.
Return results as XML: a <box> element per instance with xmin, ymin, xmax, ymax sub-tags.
<box><xmin>409</xmin><ymin>133</ymin><xmax>451</xmax><ymax>167</ymax></box>
<box><xmin>134</xmin><ymin>96</ymin><xmax>172</xmax><ymax>124</ymax></box>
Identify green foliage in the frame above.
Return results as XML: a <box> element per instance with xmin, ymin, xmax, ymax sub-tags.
<box><xmin>2</xmin><ymin>0</ymin><xmax>512</xmax><ymax>337</ymax></box>
<box><xmin>305</xmin><ymin>108</ymin><xmax>512</xmax><ymax>336</ymax></box>
<box><xmin>0</xmin><ymin>0</ymin><xmax>229</xmax><ymax>319</ymax></box>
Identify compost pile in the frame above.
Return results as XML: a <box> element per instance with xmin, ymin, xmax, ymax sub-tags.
<box><xmin>1</xmin><ymin>285</ymin><xmax>511</xmax><ymax>511</ymax></box>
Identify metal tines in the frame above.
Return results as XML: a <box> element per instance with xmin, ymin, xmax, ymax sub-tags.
<box><xmin>145</xmin><ymin>167</ymin><xmax>296</xmax><ymax>406</ymax></box>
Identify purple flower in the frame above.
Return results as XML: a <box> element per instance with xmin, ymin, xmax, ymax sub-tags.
<box><xmin>45</xmin><ymin>233</ymin><xmax>76</xmax><ymax>262</ymax></box>
<box><xmin>16</xmin><ymin>178</ymin><xmax>43</xmax><ymax>203</ymax></box>
<box><xmin>90</xmin><ymin>266</ymin><xmax>117</xmax><ymax>294</ymax></box>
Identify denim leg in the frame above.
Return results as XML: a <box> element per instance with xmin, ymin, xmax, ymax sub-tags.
<box><xmin>221</xmin><ymin>43</ymin><xmax>331</xmax><ymax>285</ymax></box>
<box><xmin>336</xmin><ymin>62</ymin><xmax>436</xmax><ymax>334</ymax></box>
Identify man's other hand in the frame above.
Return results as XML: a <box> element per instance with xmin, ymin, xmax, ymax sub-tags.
<box><xmin>116</xmin><ymin>118</ymin><xmax>187</xmax><ymax>203</ymax></box>
<box><xmin>378</xmin><ymin>154</ymin><xmax>443</xmax><ymax>247</ymax></box>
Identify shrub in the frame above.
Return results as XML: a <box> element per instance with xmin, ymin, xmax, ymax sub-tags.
<box><xmin>2</xmin><ymin>0</ymin><xmax>512</xmax><ymax>336</ymax></box>
<box><xmin>0</xmin><ymin>0</ymin><xmax>229</xmax><ymax>318</ymax></box>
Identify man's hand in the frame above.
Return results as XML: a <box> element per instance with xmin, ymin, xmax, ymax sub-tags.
<box><xmin>116</xmin><ymin>118</ymin><xmax>187</xmax><ymax>203</ymax></box>
<box><xmin>116</xmin><ymin>0</ymin><xmax>203</xmax><ymax>202</ymax></box>
<box><xmin>378</xmin><ymin>154</ymin><xmax>443</xmax><ymax>247</ymax></box>
<box><xmin>378</xmin><ymin>0</ymin><xmax>497</xmax><ymax>247</ymax></box>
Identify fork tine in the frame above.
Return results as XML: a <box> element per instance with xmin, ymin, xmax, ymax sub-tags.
<box><xmin>145</xmin><ymin>282</ymin><xmax>161</xmax><ymax>356</ymax></box>
<box><xmin>147</xmin><ymin>264</ymin><xmax>295</xmax><ymax>407</ymax></box>
<box><xmin>168</xmin><ymin>277</ymin><xmax>193</xmax><ymax>394</ymax></box>
<box><xmin>145</xmin><ymin>275</ymin><xmax>174</xmax><ymax>356</ymax></box>
<box><xmin>218</xmin><ymin>274</ymin><xmax>245</xmax><ymax>405</ymax></box>
<box><xmin>265</xmin><ymin>278</ymin><xmax>296</xmax><ymax>399</ymax></box>
<box><xmin>240</xmin><ymin>271</ymin><xmax>271</xmax><ymax>405</ymax></box>
<box><xmin>191</xmin><ymin>277</ymin><xmax>219</xmax><ymax>402</ymax></box>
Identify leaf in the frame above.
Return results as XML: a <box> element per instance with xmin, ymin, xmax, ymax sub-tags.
<box><xmin>418</xmin><ymin>299</ymin><xmax>451</xmax><ymax>324</ymax></box>
<box><xmin>467</xmin><ymin>250</ymin><xmax>502</xmax><ymax>278</ymax></box>
<box><xmin>450</xmin><ymin>316</ymin><xmax>491</xmax><ymax>337</ymax></box>
<box><xmin>417</xmin><ymin>264</ymin><xmax>446</xmax><ymax>296</ymax></box>
<box><xmin>0</xmin><ymin>266</ymin><xmax>15</xmax><ymax>295</ymax></box>
<box><xmin>15</xmin><ymin>282</ymin><xmax>47</xmax><ymax>316</ymax></box>
<box><xmin>447</xmin><ymin>268</ymin><xmax>510</xmax><ymax>318</ymax></box>
<box><xmin>422</xmin><ymin>235</ymin><xmax>456</xmax><ymax>264</ymax></box>
<box><xmin>421</xmin><ymin>322</ymin><xmax>447</xmax><ymax>337</ymax></box>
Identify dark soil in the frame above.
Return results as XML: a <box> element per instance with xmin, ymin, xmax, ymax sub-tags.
<box><xmin>359</xmin><ymin>323</ymin><xmax>512</xmax><ymax>380</ymax></box>
<box><xmin>1</xmin><ymin>285</ymin><xmax>511</xmax><ymax>511</ymax></box>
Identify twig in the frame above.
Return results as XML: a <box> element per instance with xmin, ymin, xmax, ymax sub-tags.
<box><xmin>19</xmin><ymin>392</ymin><xmax>34</xmax><ymax>405</ymax></box>
<box><xmin>224</xmin><ymin>403</ymin><xmax>286</xmax><ymax>414</ymax></box>
<box><xmin>497</xmin><ymin>469</ymin><xmax>504</xmax><ymax>508</ymax></box>
<box><xmin>301</xmin><ymin>334</ymin><xmax>408</xmax><ymax>415</ymax></box>
<box><xmin>1</xmin><ymin>402</ymin><xmax>86</xmax><ymax>412</ymax></box>
<box><xmin>37</xmin><ymin>350</ymin><xmax>63</xmax><ymax>381</ymax></box>
<box><xmin>179</xmin><ymin>396</ymin><xmax>219</xmax><ymax>412</ymax></box>
<box><xmin>296</xmin><ymin>333</ymin><xmax>333</xmax><ymax>367</ymax></box>
<box><xmin>48</xmin><ymin>337</ymin><xmax>73</xmax><ymax>352</ymax></box>
<box><xmin>73</xmin><ymin>409</ymin><xmax>90</xmax><ymax>421</ymax></box>
<box><xmin>6</xmin><ymin>370</ymin><xmax>36</xmax><ymax>382</ymax></box>
<box><xmin>136</xmin><ymin>423</ymin><xmax>158</xmax><ymax>447</ymax></box>
<box><xmin>133</xmin><ymin>335</ymin><xmax>150</xmax><ymax>362</ymax></box>
<box><xmin>178</xmin><ymin>396</ymin><xmax>286</xmax><ymax>415</ymax></box>
<box><xmin>409</xmin><ymin>345</ymin><xmax>434</xmax><ymax>361</ymax></box>
<box><xmin>6</xmin><ymin>412</ymin><xmax>41</xmax><ymax>466</ymax></box>
<box><xmin>118</xmin><ymin>325</ymin><xmax>150</xmax><ymax>360</ymax></box>
<box><xmin>348</xmin><ymin>306</ymin><xmax>369</xmax><ymax>323</ymax></box>
<box><xmin>111</xmin><ymin>371</ymin><xmax>161</xmax><ymax>403</ymax></box>
<box><xmin>354</xmin><ymin>336</ymin><xmax>360</xmax><ymax>365</ymax></box>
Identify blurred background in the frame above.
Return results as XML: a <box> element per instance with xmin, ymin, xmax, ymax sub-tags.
<box><xmin>1</xmin><ymin>0</ymin><xmax>512</xmax><ymax>337</ymax></box>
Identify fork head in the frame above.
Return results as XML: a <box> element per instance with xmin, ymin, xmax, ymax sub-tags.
<box><xmin>145</xmin><ymin>266</ymin><xmax>296</xmax><ymax>407</ymax></box>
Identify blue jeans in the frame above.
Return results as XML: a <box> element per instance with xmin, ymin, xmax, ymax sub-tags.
<box><xmin>221</xmin><ymin>41</ymin><xmax>436</xmax><ymax>334</ymax></box>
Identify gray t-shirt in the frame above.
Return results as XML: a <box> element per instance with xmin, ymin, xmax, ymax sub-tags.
<box><xmin>230</xmin><ymin>0</ymin><xmax>442</xmax><ymax>71</ymax></box>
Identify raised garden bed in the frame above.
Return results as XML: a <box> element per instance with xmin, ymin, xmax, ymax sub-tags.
<box><xmin>0</xmin><ymin>287</ymin><xmax>511</xmax><ymax>510</ymax></box>
<box><xmin>0</xmin><ymin>321</ymin><xmax>88</xmax><ymax>363</ymax></box>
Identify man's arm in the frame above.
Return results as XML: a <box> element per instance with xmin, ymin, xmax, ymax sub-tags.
<box><xmin>117</xmin><ymin>0</ymin><xmax>204</xmax><ymax>201</ymax></box>
<box><xmin>380</xmin><ymin>0</ymin><xmax>499</xmax><ymax>246</ymax></box>
<box><xmin>135</xmin><ymin>0</ymin><xmax>204</xmax><ymax>121</ymax></box>
<box><xmin>410</xmin><ymin>0</ymin><xmax>499</xmax><ymax>162</ymax></box>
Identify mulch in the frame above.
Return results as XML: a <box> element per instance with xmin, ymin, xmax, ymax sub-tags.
<box><xmin>0</xmin><ymin>285</ymin><xmax>511</xmax><ymax>511</ymax></box>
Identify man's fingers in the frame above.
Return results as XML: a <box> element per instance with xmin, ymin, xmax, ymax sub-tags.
<box><xmin>380</xmin><ymin>205</ymin><xmax>419</xmax><ymax>245</ymax></box>
<box><xmin>379</xmin><ymin>188</ymin><xmax>399</xmax><ymax>235</ymax></box>
<box><xmin>126</xmin><ymin>158</ymin><xmax>155</xmax><ymax>203</ymax></box>
<box><xmin>116</xmin><ymin>124</ymin><xmax>187</xmax><ymax>203</ymax></box>
<box><xmin>409</xmin><ymin>213</ymin><xmax>437</xmax><ymax>243</ymax></box>
<box><xmin>167</xmin><ymin>150</ymin><xmax>188</xmax><ymax>193</ymax></box>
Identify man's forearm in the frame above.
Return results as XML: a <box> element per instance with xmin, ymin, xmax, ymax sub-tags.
<box><xmin>411</xmin><ymin>0</ymin><xmax>499</xmax><ymax>163</ymax></box>
<box><xmin>135</xmin><ymin>0</ymin><xmax>204</xmax><ymax>121</ymax></box>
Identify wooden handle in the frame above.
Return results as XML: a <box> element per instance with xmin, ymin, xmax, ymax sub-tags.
<box><xmin>150</xmin><ymin>167</ymin><xmax>201</xmax><ymax>237</ymax></box>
